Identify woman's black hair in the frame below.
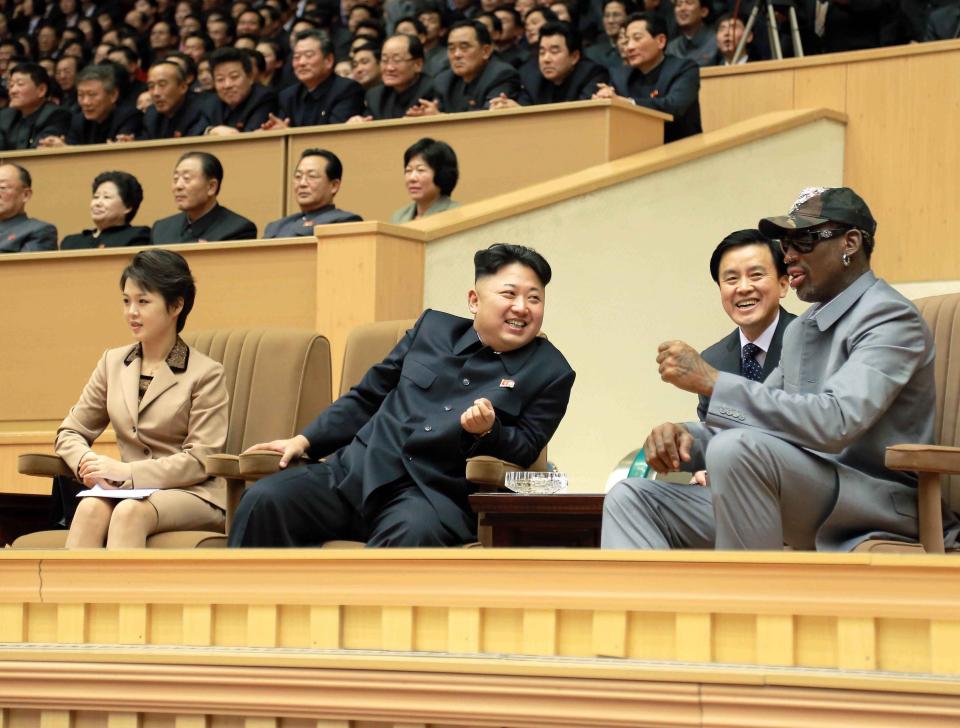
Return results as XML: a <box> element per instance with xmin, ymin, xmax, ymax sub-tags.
<box><xmin>120</xmin><ymin>249</ymin><xmax>196</xmax><ymax>333</ymax></box>
<box><xmin>403</xmin><ymin>137</ymin><xmax>459</xmax><ymax>197</ymax></box>
<box><xmin>93</xmin><ymin>170</ymin><xmax>144</xmax><ymax>223</ymax></box>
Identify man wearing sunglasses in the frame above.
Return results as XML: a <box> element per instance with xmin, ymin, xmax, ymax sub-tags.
<box><xmin>603</xmin><ymin>187</ymin><xmax>959</xmax><ymax>552</ymax></box>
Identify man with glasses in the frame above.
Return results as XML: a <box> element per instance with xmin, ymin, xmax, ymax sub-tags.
<box><xmin>263</xmin><ymin>149</ymin><xmax>362</xmax><ymax>238</ymax></box>
<box><xmin>602</xmin><ymin>187</ymin><xmax>959</xmax><ymax>552</ymax></box>
<box><xmin>0</xmin><ymin>162</ymin><xmax>57</xmax><ymax>253</ymax></box>
<box><xmin>351</xmin><ymin>34</ymin><xmax>435</xmax><ymax>121</ymax></box>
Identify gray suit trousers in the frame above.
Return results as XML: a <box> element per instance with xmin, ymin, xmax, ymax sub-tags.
<box><xmin>602</xmin><ymin>429</ymin><xmax>840</xmax><ymax>550</ymax></box>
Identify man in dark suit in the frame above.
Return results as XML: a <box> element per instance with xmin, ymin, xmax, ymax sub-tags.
<box><xmin>0</xmin><ymin>62</ymin><xmax>71</xmax><ymax>150</ymax></box>
<box><xmin>151</xmin><ymin>151</ymin><xmax>257</xmax><ymax>244</ymax></box>
<box><xmin>262</xmin><ymin>29</ymin><xmax>364</xmax><ymax>129</ymax></box>
<box><xmin>205</xmin><ymin>47</ymin><xmax>278</xmax><ymax>134</ymax></box>
<box><xmin>0</xmin><ymin>163</ymin><xmax>57</xmax><ymax>253</ymax></box>
<box><xmin>594</xmin><ymin>12</ymin><xmax>702</xmax><ymax>143</ymax></box>
<box><xmin>357</xmin><ymin>34</ymin><xmax>435</xmax><ymax>121</ymax></box>
<box><xmin>141</xmin><ymin>61</ymin><xmax>210</xmax><ymax>140</ymax></box>
<box><xmin>43</xmin><ymin>63</ymin><xmax>142</xmax><ymax>146</ymax></box>
<box><xmin>491</xmin><ymin>21</ymin><xmax>608</xmax><ymax>108</ymax></box>
<box><xmin>264</xmin><ymin>148</ymin><xmax>362</xmax><ymax>238</ymax></box>
<box><xmin>228</xmin><ymin>244</ymin><xmax>576</xmax><ymax>548</ymax></box>
<box><xmin>697</xmin><ymin>229</ymin><xmax>796</xmax><ymax>421</ymax></box>
<box><xmin>418</xmin><ymin>20</ymin><xmax>521</xmax><ymax>114</ymax></box>
<box><xmin>925</xmin><ymin>2</ymin><xmax>960</xmax><ymax>40</ymax></box>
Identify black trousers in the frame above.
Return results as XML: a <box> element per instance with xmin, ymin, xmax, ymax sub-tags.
<box><xmin>227</xmin><ymin>462</ymin><xmax>469</xmax><ymax>548</ymax></box>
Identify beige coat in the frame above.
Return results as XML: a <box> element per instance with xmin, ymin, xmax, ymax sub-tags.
<box><xmin>55</xmin><ymin>343</ymin><xmax>229</xmax><ymax>509</ymax></box>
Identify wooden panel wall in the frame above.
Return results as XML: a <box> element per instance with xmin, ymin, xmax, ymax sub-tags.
<box><xmin>700</xmin><ymin>39</ymin><xmax>960</xmax><ymax>282</ymax></box>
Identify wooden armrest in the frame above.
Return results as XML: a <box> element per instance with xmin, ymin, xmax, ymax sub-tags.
<box><xmin>18</xmin><ymin>453</ymin><xmax>72</xmax><ymax>478</ymax></box>
<box><xmin>238</xmin><ymin>450</ymin><xmax>285</xmax><ymax>478</ymax></box>
<box><xmin>206</xmin><ymin>453</ymin><xmax>241</xmax><ymax>478</ymax></box>
<box><xmin>466</xmin><ymin>455</ymin><xmax>523</xmax><ymax>491</ymax></box>
<box><xmin>885</xmin><ymin>444</ymin><xmax>960</xmax><ymax>474</ymax></box>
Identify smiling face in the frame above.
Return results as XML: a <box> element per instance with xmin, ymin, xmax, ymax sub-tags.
<box><xmin>350</xmin><ymin>48</ymin><xmax>381</xmax><ymax>88</ymax></box>
<box><xmin>90</xmin><ymin>181</ymin><xmax>131</xmax><ymax>230</ymax></box>
<box><xmin>468</xmin><ymin>262</ymin><xmax>545</xmax><ymax>352</ymax></box>
<box><xmin>214</xmin><ymin>59</ymin><xmax>255</xmax><ymax>107</ymax></box>
<box><xmin>623</xmin><ymin>18</ymin><xmax>665</xmax><ymax>72</ymax></box>
<box><xmin>717</xmin><ymin>243</ymin><xmax>788</xmax><ymax>340</ymax></box>
<box><xmin>123</xmin><ymin>278</ymin><xmax>182</xmax><ymax>347</ymax></box>
<box><xmin>403</xmin><ymin>154</ymin><xmax>440</xmax><ymax>208</ymax></box>
<box><xmin>77</xmin><ymin>78</ymin><xmax>118</xmax><ymax>122</ymax></box>
<box><xmin>292</xmin><ymin>36</ymin><xmax>334</xmax><ymax>89</ymax></box>
<box><xmin>674</xmin><ymin>0</ymin><xmax>707</xmax><ymax>32</ymax></box>
<box><xmin>0</xmin><ymin>165</ymin><xmax>30</xmax><ymax>221</ymax></box>
<box><xmin>380</xmin><ymin>35</ymin><xmax>421</xmax><ymax>90</ymax></box>
<box><xmin>783</xmin><ymin>225</ymin><xmax>857</xmax><ymax>303</ymax></box>
<box><xmin>8</xmin><ymin>72</ymin><xmax>46</xmax><ymax>115</ymax></box>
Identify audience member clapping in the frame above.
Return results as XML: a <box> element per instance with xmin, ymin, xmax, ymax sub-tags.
<box><xmin>141</xmin><ymin>60</ymin><xmax>209</xmax><ymax>139</ymax></box>
<box><xmin>350</xmin><ymin>33</ymin><xmax>434</xmax><ymax>121</ymax></box>
<box><xmin>61</xmin><ymin>170</ymin><xmax>151</xmax><ymax>249</ymax></box>
<box><xmin>391</xmin><ymin>137</ymin><xmax>460</xmax><ymax>223</ymax></box>
<box><xmin>0</xmin><ymin>62</ymin><xmax>71</xmax><ymax>149</ymax></box>
<box><xmin>42</xmin><ymin>63</ymin><xmax>142</xmax><ymax>146</ymax></box>
<box><xmin>205</xmin><ymin>47</ymin><xmax>277</xmax><ymax>135</ymax></box>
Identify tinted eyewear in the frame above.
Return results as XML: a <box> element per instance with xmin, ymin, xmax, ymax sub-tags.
<box><xmin>777</xmin><ymin>227</ymin><xmax>850</xmax><ymax>255</ymax></box>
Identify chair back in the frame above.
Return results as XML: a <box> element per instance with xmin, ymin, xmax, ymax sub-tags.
<box><xmin>183</xmin><ymin>329</ymin><xmax>332</xmax><ymax>455</ymax></box>
<box><xmin>338</xmin><ymin>319</ymin><xmax>417</xmax><ymax>396</ymax></box>
<box><xmin>915</xmin><ymin>293</ymin><xmax>960</xmax><ymax>511</ymax></box>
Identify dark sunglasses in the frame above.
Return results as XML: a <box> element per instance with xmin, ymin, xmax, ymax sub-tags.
<box><xmin>776</xmin><ymin>227</ymin><xmax>850</xmax><ymax>256</ymax></box>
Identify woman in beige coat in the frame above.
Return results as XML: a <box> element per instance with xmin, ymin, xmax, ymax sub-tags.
<box><xmin>57</xmin><ymin>249</ymin><xmax>229</xmax><ymax>548</ymax></box>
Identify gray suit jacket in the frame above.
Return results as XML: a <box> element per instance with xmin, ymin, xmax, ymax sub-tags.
<box><xmin>263</xmin><ymin>205</ymin><xmax>363</xmax><ymax>238</ymax></box>
<box><xmin>697</xmin><ymin>307</ymin><xmax>796</xmax><ymax>421</ymax></box>
<box><xmin>686</xmin><ymin>271</ymin><xmax>953</xmax><ymax>551</ymax></box>
<box><xmin>0</xmin><ymin>213</ymin><xmax>58</xmax><ymax>253</ymax></box>
<box><xmin>389</xmin><ymin>196</ymin><xmax>459</xmax><ymax>223</ymax></box>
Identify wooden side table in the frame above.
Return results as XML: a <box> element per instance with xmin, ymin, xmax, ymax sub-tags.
<box><xmin>468</xmin><ymin>492</ymin><xmax>605</xmax><ymax>548</ymax></box>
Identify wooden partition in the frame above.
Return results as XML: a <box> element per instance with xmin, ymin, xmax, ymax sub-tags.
<box><xmin>0</xmin><ymin>224</ymin><xmax>422</xmax><ymax>496</ymax></box>
<box><xmin>700</xmin><ymin>39</ymin><xmax>960</xmax><ymax>283</ymax></box>
<box><xmin>0</xmin><ymin>99</ymin><xmax>665</xmax><ymax>240</ymax></box>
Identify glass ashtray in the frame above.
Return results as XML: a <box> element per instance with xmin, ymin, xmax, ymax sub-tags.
<box><xmin>504</xmin><ymin>471</ymin><xmax>568</xmax><ymax>495</ymax></box>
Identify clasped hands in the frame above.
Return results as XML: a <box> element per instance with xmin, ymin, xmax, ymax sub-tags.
<box><xmin>244</xmin><ymin>398</ymin><xmax>498</xmax><ymax>468</ymax></box>
<box><xmin>77</xmin><ymin>451</ymin><xmax>132</xmax><ymax>489</ymax></box>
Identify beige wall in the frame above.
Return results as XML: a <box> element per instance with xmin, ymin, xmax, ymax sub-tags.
<box><xmin>423</xmin><ymin>119</ymin><xmax>845</xmax><ymax>491</ymax></box>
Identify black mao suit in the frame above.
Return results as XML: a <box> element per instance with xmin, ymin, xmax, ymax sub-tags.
<box><xmin>610</xmin><ymin>55</ymin><xmax>701</xmax><ymax>143</ymax></box>
<box><xmin>229</xmin><ymin>310</ymin><xmax>576</xmax><ymax>548</ymax></box>
<box><xmin>697</xmin><ymin>307</ymin><xmax>796</xmax><ymax>421</ymax></box>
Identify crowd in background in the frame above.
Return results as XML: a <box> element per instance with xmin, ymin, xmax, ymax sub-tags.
<box><xmin>0</xmin><ymin>0</ymin><xmax>956</xmax><ymax>152</ymax></box>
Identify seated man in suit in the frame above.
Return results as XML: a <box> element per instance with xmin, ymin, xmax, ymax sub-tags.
<box><xmin>151</xmin><ymin>151</ymin><xmax>257</xmax><ymax>243</ymax></box>
<box><xmin>697</xmin><ymin>229</ymin><xmax>795</xmax><ymax>422</ymax></box>
<box><xmin>263</xmin><ymin>148</ymin><xmax>362</xmax><ymax>238</ymax></box>
<box><xmin>414</xmin><ymin>20</ymin><xmax>521</xmax><ymax>115</ymax></box>
<box><xmin>41</xmin><ymin>63</ymin><xmax>142</xmax><ymax>146</ymax></box>
<box><xmin>490</xmin><ymin>21</ymin><xmax>608</xmax><ymax>109</ymax></box>
<box><xmin>205</xmin><ymin>47</ymin><xmax>278</xmax><ymax>134</ymax></box>
<box><xmin>0</xmin><ymin>62</ymin><xmax>71</xmax><ymax>149</ymax></box>
<box><xmin>0</xmin><ymin>162</ymin><xmax>57</xmax><ymax>253</ymax></box>
<box><xmin>141</xmin><ymin>61</ymin><xmax>210</xmax><ymax>139</ymax></box>
<box><xmin>603</xmin><ymin>187</ymin><xmax>960</xmax><ymax>552</ymax></box>
<box><xmin>261</xmin><ymin>29</ymin><xmax>365</xmax><ymax>129</ymax></box>
<box><xmin>593</xmin><ymin>12</ymin><xmax>702</xmax><ymax>143</ymax></box>
<box><xmin>666</xmin><ymin>0</ymin><xmax>717</xmax><ymax>68</ymax></box>
<box><xmin>350</xmin><ymin>33</ymin><xmax>435</xmax><ymax>121</ymax></box>
<box><xmin>229</xmin><ymin>243</ymin><xmax>576</xmax><ymax>548</ymax></box>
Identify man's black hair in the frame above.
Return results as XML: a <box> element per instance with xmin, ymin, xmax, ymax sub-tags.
<box><xmin>10</xmin><ymin>62</ymin><xmax>51</xmax><ymax>96</ymax></box>
<box><xmin>403</xmin><ymin>137</ymin><xmax>459</xmax><ymax>197</ymax></box>
<box><xmin>395</xmin><ymin>15</ymin><xmax>427</xmax><ymax>35</ymax></box>
<box><xmin>293</xmin><ymin>28</ymin><xmax>335</xmax><ymax>57</ymax></box>
<box><xmin>474</xmin><ymin>244</ymin><xmax>552</xmax><ymax>286</ymax></box>
<box><xmin>524</xmin><ymin>7</ymin><xmax>558</xmax><ymax>24</ymax></box>
<box><xmin>477</xmin><ymin>11</ymin><xmax>503</xmax><ymax>34</ymax></box>
<box><xmin>625</xmin><ymin>10</ymin><xmax>667</xmax><ymax>38</ymax></box>
<box><xmin>538</xmin><ymin>20</ymin><xmax>581</xmax><ymax>53</ymax></box>
<box><xmin>709</xmin><ymin>229</ymin><xmax>787</xmax><ymax>283</ymax></box>
<box><xmin>209</xmin><ymin>45</ymin><xmax>253</xmax><ymax>74</ymax></box>
<box><xmin>177</xmin><ymin>150</ymin><xmax>224</xmax><ymax>194</ymax></box>
<box><xmin>448</xmin><ymin>19</ymin><xmax>492</xmax><ymax>46</ymax></box>
<box><xmin>120</xmin><ymin>249</ymin><xmax>196</xmax><ymax>333</ymax></box>
<box><xmin>300</xmin><ymin>148</ymin><xmax>344</xmax><ymax>182</ymax></box>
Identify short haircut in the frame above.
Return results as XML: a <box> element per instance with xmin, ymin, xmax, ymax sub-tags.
<box><xmin>349</xmin><ymin>3</ymin><xmax>381</xmax><ymax>20</ymax></box>
<box><xmin>120</xmin><ymin>249</ymin><xmax>196</xmax><ymax>333</ymax></box>
<box><xmin>165</xmin><ymin>50</ymin><xmax>198</xmax><ymax>79</ymax></box>
<box><xmin>352</xmin><ymin>41</ymin><xmax>381</xmax><ymax>60</ymax></box>
<box><xmin>1</xmin><ymin>162</ymin><xmax>32</xmax><ymax>188</ymax></box>
<box><xmin>293</xmin><ymin>28</ymin><xmax>335</xmax><ymax>57</ymax></box>
<box><xmin>474</xmin><ymin>243</ymin><xmax>552</xmax><ymax>286</ymax></box>
<box><xmin>354</xmin><ymin>19</ymin><xmax>386</xmax><ymax>42</ymax></box>
<box><xmin>387</xmin><ymin>32</ymin><xmax>424</xmax><ymax>60</ymax></box>
<box><xmin>183</xmin><ymin>31</ymin><xmax>214</xmax><ymax>51</ymax></box>
<box><xmin>477</xmin><ymin>11</ymin><xmax>503</xmax><ymax>34</ymax></box>
<box><xmin>177</xmin><ymin>151</ymin><xmax>224</xmax><ymax>194</ymax></box>
<box><xmin>709</xmin><ymin>229</ymin><xmax>787</xmax><ymax>283</ymax></box>
<box><xmin>76</xmin><ymin>62</ymin><xmax>119</xmax><ymax>93</ymax></box>
<box><xmin>108</xmin><ymin>44</ymin><xmax>139</xmax><ymax>65</ymax></box>
<box><xmin>403</xmin><ymin>137</ymin><xmax>459</xmax><ymax>197</ymax></box>
<box><xmin>448</xmin><ymin>19</ymin><xmax>491</xmax><ymax>46</ymax></box>
<box><xmin>538</xmin><ymin>20</ymin><xmax>580</xmax><ymax>53</ymax></box>
<box><xmin>395</xmin><ymin>15</ymin><xmax>427</xmax><ymax>35</ymax></box>
<box><xmin>716</xmin><ymin>11</ymin><xmax>747</xmax><ymax>25</ymax></box>
<box><xmin>150</xmin><ymin>59</ymin><xmax>187</xmax><ymax>84</ymax></box>
<box><xmin>300</xmin><ymin>148</ymin><xmax>343</xmax><ymax>181</ymax></box>
<box><xmin>238</xmin><ymin>9</ymin><xmax>264</xmax><ymax>27</ymax></box>
<box><xmin>625</xmin><ymin>10</ymin><xmax>667</xmax><ymax>38</ymax></box>
<box><xmin>602</xmin><ymin>0</ymin><xmax>635</xmax><ymax>12</ymax></box>
<box><xmin>10</xmin><ymin>62</ymin><xmax>51</xmax><ymax>95</ymax></box>
<box><xmin>524</xmin><ymin>7</ymin><xmax>558</xmax><ymax>24</ymax></box>
<box><xmin>209</xmin><ymin>45</ymin><xmax>253</xmax><ymax>74</ymax></box>
<box><xmin>92</xmin><ymin>170</ymin><xmax>144</xmax><ymax>223</ymax></box>
<box><xmin>257</xmin><ymin>38</ymin><xmax>284</xmax><ymax>61</ymax></box>
<box><xmin>495</xmin><ymin>7</ymin><xmax>522</xmax><ymax>26</ymax></box>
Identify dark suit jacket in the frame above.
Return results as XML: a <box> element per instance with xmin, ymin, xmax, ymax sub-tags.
<box><xmin>0</xmin><ymin>103</ymin><xmax>71</xmax><ymax>150</ymax></box>
<box><xmin>0</xmin><ymin>213</ymin><xmax>58</xmax><ymax>253</ymax></box>
<box><xmin>433</xmin><ymin>58</ymin><xmax>522</xmax><ymax>112</ymax></box>
<box><xmin>300</xmin><ymin>310</ymin><xmax>576</xmax><ymax>540</ymax></box>
<box><xmin>518</xmin><ymin>58</ymin><xmax>608</xmax><ymax>106</ymax></box>
<box><xmin>277</xmin><ymin>74</ymin><xmax>365</xmax><ymax>126</ymax></box>
<box><xmin>610</xmin><ymin>55</ymin><xmax>702</xmax><ymax>143</ymax></box>
<box><xmin>60</xmin><ymin>224</ymin><xmax>152</xmax><ymax>249</ymax></box>
<box><xmin>151</xmin><ymin>204</ymin><xmax>257</xmax><ymax>243</ymax></box>
<box><xmin>141</xmin><ymin>94</ymin><xmax>210</xmax><ymax>140</ymax></box>
<box><xmin>263</xmin><ymin>205</ymin><xmax>363</xmax><ymax>238</ymax></box>
<box><xmin>364</xmin><ymin>75</ymin><xmax>434</xmax><ymax>120</ymax></box>
<box><xmin>697</xmin><ymin>307</ymin><xmax>797</xmax><ymax>421</ymax></box>
<box><xmin>66</xmin><ymin>104</ymin><xmax>142</xmax><ymax>145</ymax></box>
<box><xmin>925</xmin><ymin>5</ymin><xmax>960</xmax><ymax>40</ymax></box>
<box><xmin>206</xmin><ymin>84</ymin><xmax>278</xmax><ymax>132</ymax></box>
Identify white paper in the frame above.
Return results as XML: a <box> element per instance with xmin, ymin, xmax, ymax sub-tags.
<box><xmin>78</xmin><ymin>485</ymin><xmax>159</xmax><ymax>500</ymax></box>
